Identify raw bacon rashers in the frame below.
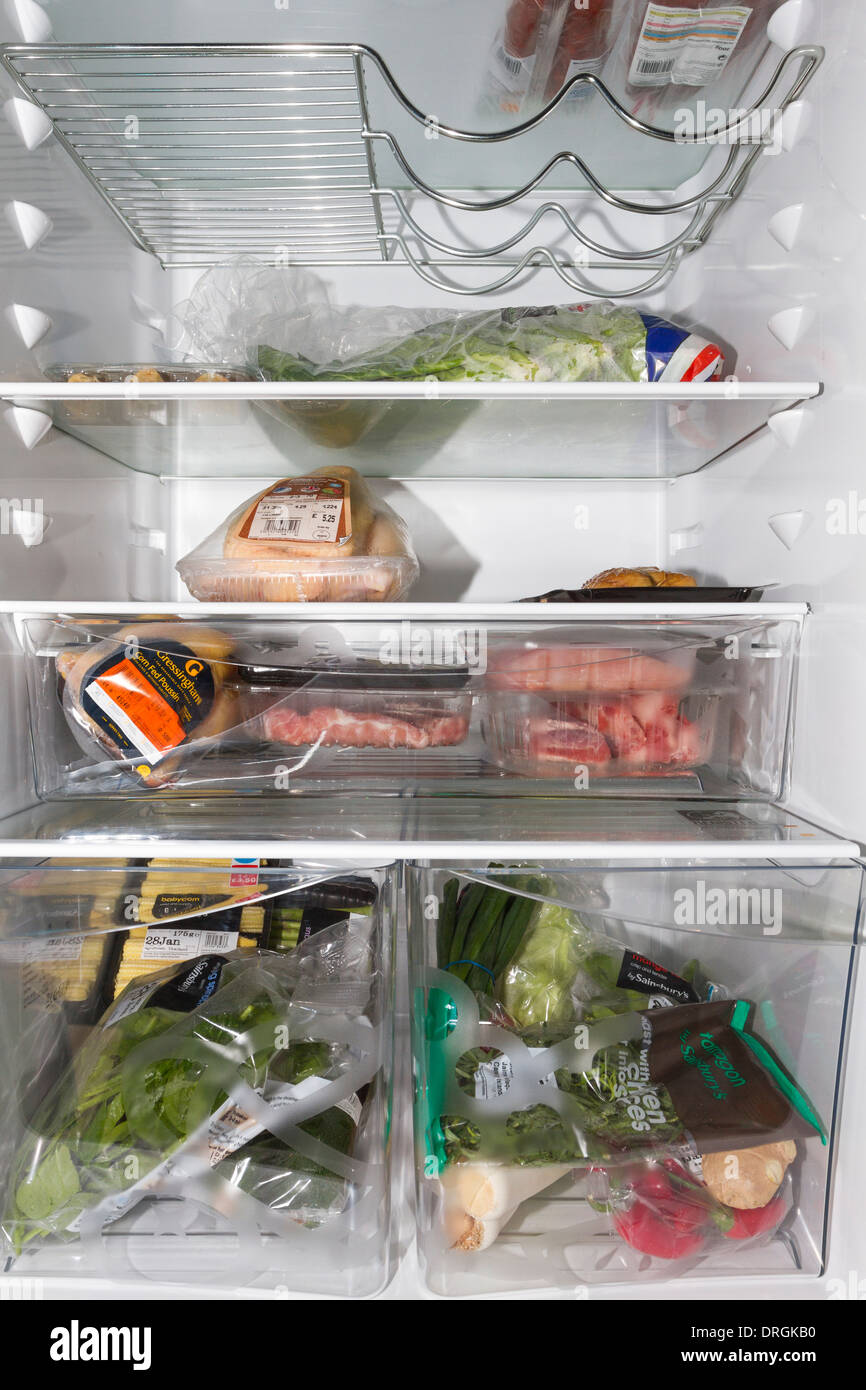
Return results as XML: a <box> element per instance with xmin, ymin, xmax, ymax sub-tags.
<box><xmin>261</xmin><ymin>703</ymin><xmax>470</xmax><ymax>751</ymax></box>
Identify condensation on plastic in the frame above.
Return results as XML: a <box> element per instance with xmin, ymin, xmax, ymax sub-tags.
<box><xmin>408</xmin><ymin>862</ymin><xmax>856</xmax><ymax>1292</ymax></box>
<box><xmin>176</xmin><ymin>468</ymin><xmax>419</xmax><ymax>604</ymax></box>
<box><xmin>0</xmin><ymin>872</ymin><xmax>394</xmax><ymax>1294</ymax></box>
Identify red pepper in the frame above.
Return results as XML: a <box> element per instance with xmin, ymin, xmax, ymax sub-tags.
<box><xmin>723</xmin><ymin>1196</ymin><xmax>786</xmax><ymax>1240</ymax></box>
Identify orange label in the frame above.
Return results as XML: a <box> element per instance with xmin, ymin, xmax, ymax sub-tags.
<box><xmin>93</xmin><ymin>659</ymin><xmax>187</xmax><ymax>757</ymax></box>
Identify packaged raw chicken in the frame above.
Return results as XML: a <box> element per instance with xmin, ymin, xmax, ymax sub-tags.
<box><xmin>485</xmin><ymin>640</ymin><xmax>697</xmax><ymax>693</ymax></box>
<box><xmin>58</xmin><ymin>623</ymin><xmax>239</xmax><ymax>787</ymax></box>
<box><xmin>176</xmin><ymin>466</ymin><xmax>419</xmax><ymax>602</ymax></box>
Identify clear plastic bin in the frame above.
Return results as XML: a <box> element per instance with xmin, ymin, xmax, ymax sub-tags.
<box><xmin>0</xmin><ymin>859</ymin><xmax>395</xmax><ymax>1295</ymax></box>
<box><xmin>18</xmin><ymin>610</ymin><xmax>801</xmax><ymax>799</ymax></box>
<box><xmin>40</xmin><ymin>363</ymin><xmax>266</xmax><ymax>473</ymax></box>
<box><xmin>408</xmin><ymin>859</ymin><xmax>862</xmax><ymax>1295</ymax></box>
<box><xmin>480</xmin><ymin>618</ymin><xmax>801</xmax><ymax>797</ymax></box>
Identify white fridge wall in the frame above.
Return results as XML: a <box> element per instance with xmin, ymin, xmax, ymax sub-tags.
<box><xmin>665</xmin><ymin>3</ymin><xmax>866</xmax><ymax>845</ymax></box>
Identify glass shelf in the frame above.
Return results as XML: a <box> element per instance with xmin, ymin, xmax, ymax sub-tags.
<box><xmin>0</xmin><ymin>798</ymin><xmax>854</xmax><ymax>862</ymax></box>
<box><xmin>1</xmin><ymin>379</ymin><xmax>820</xmax><ymax>480</ymax></box>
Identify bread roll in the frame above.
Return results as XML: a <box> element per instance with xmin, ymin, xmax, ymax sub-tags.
<box><xmin>584</xmin><ymin>566</ymin><xmax>697</xmax><ymax>589</ymax></box>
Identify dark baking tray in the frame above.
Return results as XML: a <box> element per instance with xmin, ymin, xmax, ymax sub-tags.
<box><xmin>522</xmin><ymin>587</ymin><xmax>764</xmax><ymax>604</ymax></box>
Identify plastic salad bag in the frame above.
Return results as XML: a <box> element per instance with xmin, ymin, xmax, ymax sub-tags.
<box><xmin>174</xmin><ymin>259</ymin><xmax>725</xmax><ymax>446</ymax></box>
<box><xmin>422</xmin><ymin>872</ymin><xmax>824</xmax><ymax>1256</ymax></box>
<box><xmin>3</xmin><ymin>924</ymin><xmax>383</xmax><ymax>1257</ymax></box>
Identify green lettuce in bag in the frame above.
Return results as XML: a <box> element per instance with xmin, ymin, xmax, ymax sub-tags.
<box><xmin>4</xmin><ymin>948</ymin><xmax>377</xmax><ymax>1255</ymax></box>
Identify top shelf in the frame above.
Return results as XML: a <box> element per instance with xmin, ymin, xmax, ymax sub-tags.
<box><xmin>0</xmin><ymin>39</ymin><xmax>824</xmax><ymax>296</ymax></box>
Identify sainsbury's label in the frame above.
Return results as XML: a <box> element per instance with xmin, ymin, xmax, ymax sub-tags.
<box><xmin>629</xmin><ymin>5</ymin><xmax>752</xmax><ymax>88</ymax></box>
<box><xmin>616</xmin><ymin>949</ymin><xmax>699</xmax><ymax>1005</ymax></box>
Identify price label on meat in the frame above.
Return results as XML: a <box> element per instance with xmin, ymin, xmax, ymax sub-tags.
<box><xmin>242</xmin><ymin>476</ymin><xmax>351</xmax><ymax>545</ymax></box>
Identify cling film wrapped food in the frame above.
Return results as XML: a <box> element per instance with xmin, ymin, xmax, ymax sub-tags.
<box><xmin>58</xmin><ymin>623</ymin><xmax>239</xmax><ymax>787</ymax></box>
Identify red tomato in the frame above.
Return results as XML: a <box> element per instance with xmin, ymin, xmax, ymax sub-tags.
<box><xmin>723</xmin><ymin>1196</ymin><xmax>786</xmax><ymax>1240</ymax></box>
<box><xmin>614</xmin><ymin>1201</ymin><xmax>707</xmax><ymax>1260</ymax></box>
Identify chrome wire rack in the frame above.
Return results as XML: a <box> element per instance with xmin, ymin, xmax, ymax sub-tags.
<box><xmin>0</xmin><ymin>42</ymin><xmax>823</xmax><ymax>295</ymax></box>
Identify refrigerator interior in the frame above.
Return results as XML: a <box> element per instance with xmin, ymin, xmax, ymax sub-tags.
<box><xmin>0</xmin><ymin>0</ymin><xmax>864</xmax><ymax>1299</ymax></box>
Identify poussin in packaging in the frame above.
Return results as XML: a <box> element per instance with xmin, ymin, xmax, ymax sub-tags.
<box><xmin>176</xmin><ymin>465</ymin><xmax>419</xmax><ymax>602</ymax></box>
<box><xmin>59</xmin><ymin>623</ymin><xmax>238</xmax><ymax>787</ymax></box>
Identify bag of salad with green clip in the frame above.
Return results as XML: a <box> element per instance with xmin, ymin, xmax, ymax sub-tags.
<box><xmin>424</xmin><ymin>871</ymin><xmax>824</xmax><ymax>1254</ymax></box>
<box><xmin>3</xmin><ymin>945</ymin><xmax>382</xmax><ymax>1257</ymax></box>
<box><xmin>429</xmin><ymin>989</ymin><xmax>825</xmax><ymax>1253</ymax></box>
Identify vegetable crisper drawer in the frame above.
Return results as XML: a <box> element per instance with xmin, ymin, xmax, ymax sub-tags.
<box><xmin>0</xmin><ymin>859</ymin><xmax>395</xmax><ymax>1296</ymax></box>
<box><xmin>408</xmin><ymin>860</ymin><xmax>861</xmax><ymax>1296</ymax></box>
<box><xmin>18</xmin><ymin>610</ymin><xmax>802</xmax><ymax>800</ymax></box>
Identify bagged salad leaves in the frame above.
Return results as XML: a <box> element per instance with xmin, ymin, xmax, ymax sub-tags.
<box><xmin>3</xmin><ymin>906</ymin><xmax>382</xmax><ymax>1258</ymax></box>
<box><xmin>175</xmin><ymin>260</ymin><xmax>724</xmax><ymax>446</ymax></box>
<box><xmin>423</xmin><ymin>871</ymin><xmax>824</xmax><ymax>1256</ymax></box>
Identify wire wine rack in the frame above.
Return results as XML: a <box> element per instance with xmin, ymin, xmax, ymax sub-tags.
<box><xmin>0</xmin><ymin>41</ymin><xmax>823</xmax><ymax>295</ymax></box>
